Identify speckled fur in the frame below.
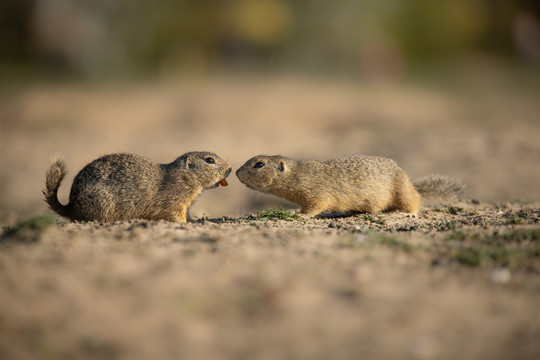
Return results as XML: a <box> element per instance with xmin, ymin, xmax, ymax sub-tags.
<box><xmin>237</xmin><ymin>154</ymin><xmax>462</xmax><ymax>216</ymax></box>
<box><xmin>43</xmin><ymin>152</ymin><xmax>231</xmax><ymax>223</ymax></box>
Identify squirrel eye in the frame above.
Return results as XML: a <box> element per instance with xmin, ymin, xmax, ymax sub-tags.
<box><xmin>205</xmin><ymin>157</ymin><xmax>215</xmax><ymax>164</ymax></box>
<box><xmin>253</xmin><ymin>162</ymin><xmax>265</xmax><ymax>169</ymax></box>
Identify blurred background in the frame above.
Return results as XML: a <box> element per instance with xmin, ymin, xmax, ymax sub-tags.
<box><xmin>2</xmin><ymin>0</ymin><xmax>540</xmax><ymax>78</ymax></box>
<box><xmin>1</xmin><ymin>0</ymin><xmax>540</xmax><ymax>223</ymax></box>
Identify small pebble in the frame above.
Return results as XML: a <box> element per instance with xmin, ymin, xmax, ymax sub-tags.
<box><xmin>490</xmin><ymin>268</ymin><xmax>511</xmax><ymax>283</ymax></box>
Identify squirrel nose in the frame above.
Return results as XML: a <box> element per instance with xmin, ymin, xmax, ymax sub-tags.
<box><xmin>225</xmin><ymin>167</ymin><xmax>232</xmax><ymax>177</ymax></box>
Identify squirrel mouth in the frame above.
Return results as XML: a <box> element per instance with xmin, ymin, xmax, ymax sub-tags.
<box><xmin>210</xmin><ymin>168</ymin><xmax>231</xmax><ymax>188</ymax></box>
<box><xmin>207</xmin><ymin>178</ymin><xmax>228</xmax><ymax>189</ymax></box>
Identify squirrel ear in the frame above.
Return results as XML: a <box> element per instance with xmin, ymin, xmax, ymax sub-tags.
<box><xmin>278</xmin><ymin>161</ymin><xmax>287</xmax><ymax>172</ymax></box>
<box><xmin>185</xmin><ymin>157</ymin><xmax>192</xmax><ymax>169</ymax></box>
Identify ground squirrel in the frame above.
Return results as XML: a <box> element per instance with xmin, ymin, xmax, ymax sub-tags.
<box><xmin>43</xmin><ymin>152</ymin><xmax>231</xmax><ymax>223</ymax></box>
<box><xmin>236</xmin><ymin>154</ymin><xmax>464</xmax><ymax>216</ymax></box>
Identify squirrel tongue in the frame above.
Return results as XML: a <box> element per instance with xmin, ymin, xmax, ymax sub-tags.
<box><xmin>219</xmin><ymin>179</ymin><xmax>228</xmax><ymax>187</ymax></box>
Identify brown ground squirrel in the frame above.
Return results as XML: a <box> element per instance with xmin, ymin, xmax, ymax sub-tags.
<box><xmin>44</xmin><ymin>152</ymin><xmax>231</xmax><ymax>223</ymax></box>
<box><xmin>236</xmin><ymin>154</ymin><xmax>464</xmax><ymax>216</ymax></box>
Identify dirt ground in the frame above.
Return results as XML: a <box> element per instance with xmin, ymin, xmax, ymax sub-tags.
<box><xmin>1</xmin><ymin>71</ymin><xmax>540</xmax><ymax>359</ymax></box>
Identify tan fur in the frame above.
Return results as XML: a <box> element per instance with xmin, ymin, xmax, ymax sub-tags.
<box><xmin>237</xmin><ymin>154</ymin><xmax>462</xmax><ymax>216</ymax></box>
<box><xmin>43</xmin><ymin>152</ymin><xmax>231</xmax><ymax>223</ymax></box>
<box><xmin>413</xmin><ymin>174</ymin><xmax>465</xmax><ymax>202</ymax></box>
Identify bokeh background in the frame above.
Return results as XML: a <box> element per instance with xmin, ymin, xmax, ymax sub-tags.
<box><xmin>1</xmin><ymin>0</ymin><xmax>540</xmax><ymax>224</ymax></box>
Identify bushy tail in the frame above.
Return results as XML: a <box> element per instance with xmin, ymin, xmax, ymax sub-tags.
<box><xmin>43</xmin><ymin>155</ymin><xmax>71</xmax><ymax>219</ymax></box>
<box><xmin>413</xmin><ymin>175</ymin><xmax>465</xmax><ymax>204</ymax></box>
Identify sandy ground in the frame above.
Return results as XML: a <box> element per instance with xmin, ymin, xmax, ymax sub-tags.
<box><xmin>1</xmin><ymin>205</ymin><xmax>539</xmax><ymax>360</ymax></box>
<box><xmin>1</xmin><ymin>72</ymin><xmax>540</xmax><ymax>359</ymax></box>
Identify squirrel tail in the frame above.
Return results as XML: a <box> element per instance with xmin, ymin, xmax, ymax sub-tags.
<box><xmin>413</xmin><ymin>175</ymin><xmax>465</xmax><ymax>204</ymax></box>
<box><xmin>43</xmin><ymin>155</ymin><xmax>71</xmax><ymax>219</ymax></box>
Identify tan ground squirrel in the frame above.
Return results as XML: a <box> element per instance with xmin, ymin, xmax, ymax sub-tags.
<box><xmin>44</xmin><ymin>152</ymin><xmax>231</xmax><ymax>223</ymax></box>
<box><xmin>236</xmin><ymin>154</ymin><xmax>464</xmax><ymax>216</ymax></box>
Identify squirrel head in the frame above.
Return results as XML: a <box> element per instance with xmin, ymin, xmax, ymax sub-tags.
<box><xmin>236</xmin><ymin>155</ymin><xmax>292</xmax><ymax>192</ymax></box>
<box><xmin>171</xmin><ymin>152</ymin><xmax>231</xmax><ymax>190</ymax></box>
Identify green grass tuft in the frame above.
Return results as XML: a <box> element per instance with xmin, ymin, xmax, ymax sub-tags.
<box><xmin>2</xmin><ymin>213</ymin><xmax>57</xmax><ymax>243</ymax></box>
<box><xmin>436</xmin><ymin>218</ymin><xmax>454</xmax><ymax>230</ymax></box>
<box><xmin>506</xmin><ymin>215</ymin><xmax>525</xmax><ymax>225</ymax></box>
<box><xmin>3</xmin><ymin>214</ymin><xmax>57</xmax><ymax>235</ymax></box>
<box><xmin>363</xmin><ymin>214</ymin><xmax>386</xmax><ymax>225</ymax></box>
<box><xmin>339</xmin><ymin>233</ymin><xmax>414</xmax><ymax>252</ymax></box>
<box><xmin>448</xmin><ymin>206</ymin><xmax>464</xmax><ymax>215</ymax></box>
<box><xmin>501</xmin><ymin>228</ymin><xmax>539</xmax><ymax>242</ymax></box>
<box><xmin>373</xmin><ymin>234</ymin><xmax>415</xmax><ymax>252</ymax></box>
<box><xmin>256</xmin><ymin>208</ymin><xmax>299</xmax><ymax>221</ymax></box>
<box><xmin>447</xmin><ymin>230</ymin><xmax>467</xmax><ymax>241</ymax></box>
<box><xmin>455</xmin><ymin>247</ymin><xmax>518</xmax><ymax>267</ymax></box>
<box><xmin>441</xmin><ymin>228</ymin><xmax>540</xmax><ymax>268</ymax></box>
